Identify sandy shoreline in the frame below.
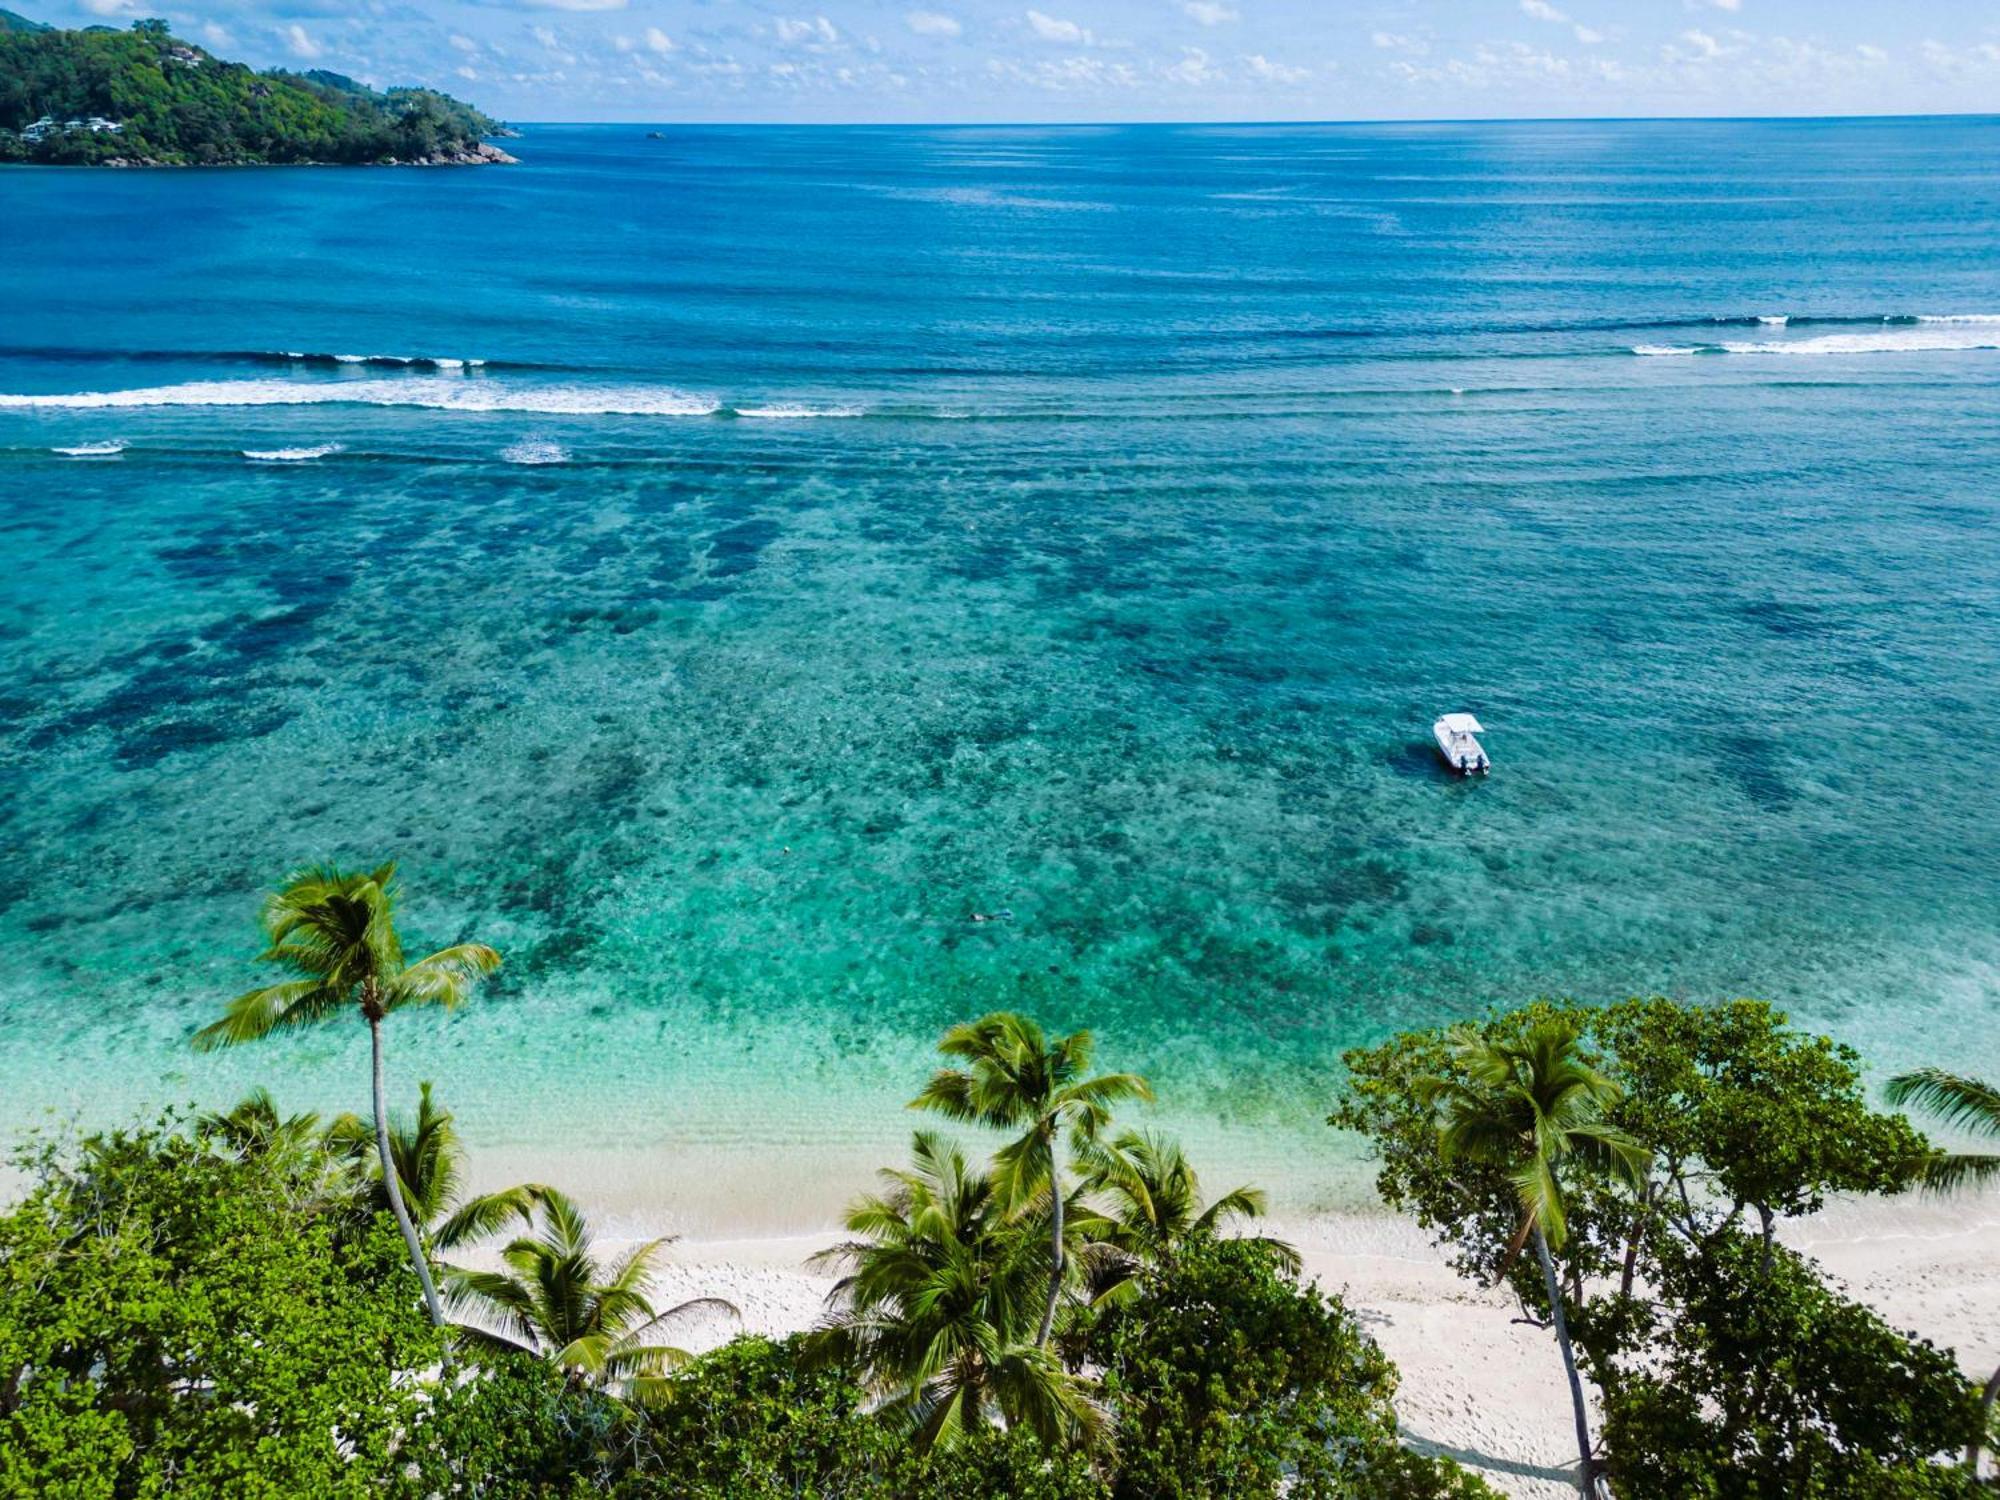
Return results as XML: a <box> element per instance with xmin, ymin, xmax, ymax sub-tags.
<box><xmin>456</xmin><ymin>1176</ymin><xmax>1999</xmax><ymax>1500</ymax></box>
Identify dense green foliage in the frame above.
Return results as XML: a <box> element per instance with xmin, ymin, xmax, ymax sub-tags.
<box><xmin>0</xmin><ymin>1115</ymin><xmax>448</xmax><ymax>1498</ymax></box>
<box><xmin>1335</xmin><ymin>996</ymin><xmax>1987</xmax><ymax>1497</ymax></box>
<box><xmin>1090</xmin><ymin>1237</ymin><xmax>1498</xmax><ymax>1500</ymax></box>
<box><xmin>0</xmin><ymin>16</ymin><xmax>501</xmax><ymax>165</ymax></box>
<box><xmin>1587</xmin><ymin>1235</ymin><xmax>1985</xmax><ymax>1499</ymax></box>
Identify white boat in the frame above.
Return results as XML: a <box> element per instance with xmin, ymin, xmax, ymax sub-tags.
<box><xmin>1433</xmin><ymin>713</ymin><xmax>1490</xmax><ymax>775</ymax></box>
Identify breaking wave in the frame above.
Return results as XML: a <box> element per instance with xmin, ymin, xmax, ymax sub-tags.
<box><xmin>1634</xmin><ymin>326</ymin><xmax>2000</xmax><ymax>357</ymax></box>
<box><xmin>731</xmin><ymin>403</ymin><xmax>866</xmax><ymax>419</ymax></box>
<box><xmin>0</xmin><ymin>379</ymin><xmax>724</xmax><ymax>416</ymax></box>
<box><xmin>244</xmin><ymin>444</ymin><xmax>343</xmax><ymax>461</ymax></box>
<box><xmin>52</xmin><ymin>440</ymin><xmax>127</xmax><ymax>457</ymax></box>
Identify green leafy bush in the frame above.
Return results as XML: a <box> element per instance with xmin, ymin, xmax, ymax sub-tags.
<box><xmin>0</xmin><ymin>1116</ymin><xmax>447</xmax><ymax>1498</ymax></box>
<box><xmin>1089</xmin><ymin>1237</ymin><xmax>1499</xmax><ymax>1500</ymax></box>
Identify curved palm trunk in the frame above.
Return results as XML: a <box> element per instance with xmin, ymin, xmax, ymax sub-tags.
<box><xmin>370</xmin><ymin>1011</ymin><xmax>448</xmax><ymax>1329</ymax></box>
<box><xmin>1037</xmin><ymin>1124</ymin><xmax>1063</xmax><ymax>1349</ymax></box>
<box><xmin>1534</xmin><ymin>1223</ymin><xmax>1599</xmax><ymax>1498</ymax></box>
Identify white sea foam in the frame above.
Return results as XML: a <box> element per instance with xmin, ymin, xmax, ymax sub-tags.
<box><xmin>1633</xmin><ymin>343</ymin><xmax>1701</xmax><ymax>356</ymax></box>
<box><xmin>1914</xmin><ymin>313</ymin><xmax>2000</xmax><ymax>325</ymax></box>
<box><xmin>312</xmin><ymin>352</ymin><xmax>479</xmax><ymax>369</ymax></box>
<box><xmin>733</xmin><ymin>403</ymin><xmax>866</xmax><ymax>419</ymax></box>
<box><xmin>0</xmin><ymin>379</ymin><xmax>723</xmax><ymax>417</ymax></box>
<box><xmin>1719</xmin><ymin>329</ymin><xmax>2000</xmax><ymax>356</ymax></box>
<box><xmin>1757</xmin><ymin>314</ymin><xmax>1789</xmax><ymax>326</ymax></box>
<box><xmin>244</xmin><ymin>443</ymin><xmax>343</xmax><ymax>461</ymax></box>
<box><xmin>52</xmin><ymin>440</ymin><xmax>126</xmax><ymax>457</ymax></box>
<box><xmin>502</xmin><ymin>438</ymin><xmax>570</xmax><ymax>465</ymax></box>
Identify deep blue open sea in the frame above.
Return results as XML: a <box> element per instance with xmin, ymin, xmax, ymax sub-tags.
<box><xmin>2</xmin><ymin>120</ymin><xmax>1998</xmax><ymax>1215</ymax></box>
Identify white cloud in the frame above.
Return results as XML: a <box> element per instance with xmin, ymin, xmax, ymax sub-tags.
<box><xmin>776</xmin><ymin>15</ymin><xmax>839</xmax><ymax>45</ymax></box>
<box><xmin>1244</xmin><ymin>52</ymin><xmax>1308</xmax><ymax>83</ymax></box>
<box><xmin>906</xmin><ymin>9</ymin><xmax>961</xmax><ymax>36</ymax></box>
<box><xmin>449</xmin><ymin>32</ymin><xmax>479</xmax><ymax>52</ymax></box>
<box><xmin>1679</xmin><ymin>28</ymin><xmax>1723</xmax><ymax>59</ymax></box>
<box><xmin>1856</xmin><ymin>43</ymin><xmax>1887</xmax><ymax>63</ymax></box>
<box><xmin>78</xmin><ymin>0</ymin><xmax>141</xmax><ymax>15</ymax></box>
<box><xmin>1163</xmin><ymin>45</ymin><xmax>1216</xmax><ymax>83</ymax></box>
<box><xmin>1371</xmin><ymin>31</ymin><xmax>1427</xmax><ymax>55</ymax></box>
<box><xmin>1026</xmin><ymin>9</ymin><xmax>1093</xmax><ymax>44</ymax></box>
<box><xmin>1694</xmin><ymin>0</ymin><xmax>1742</xmax><ymax>10</ymax></box>
<box><xmin>1573</xmin><ymin>25</ymin><xmax>1604</xmax><ymax>44</ymax></box>
<box><xmin>645</xmin><ymin>26</ymin><xmax>674</xmax><ymax>52</ymax></box>
<box><xmin>1520</xmin><ymin>0</ymin><xmax>1566</xmax><ymax>22</ymax></box>
<box><xmin>515</xmin><ymin>0</ymin><xmax>628</xmax><ymax>12</ymax></box>
<box><xmin>200</xmin><ymin>21</ymin><xmax>233</xmax><ymax>47</ymax></box>
<box><xmin>1182</xmin><ymin>1</ymin><xmax>1238</xmax><ymax>25</ymax></box>
<box><xmin>284</xmin><ymin>23</ymin><xmax>322</xmax><ymax>59</ymax></box>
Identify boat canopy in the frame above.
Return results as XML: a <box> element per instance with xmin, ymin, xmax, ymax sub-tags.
<box><xmin>1437</xmin><ymin>712</ymin><xmax>1484</xmax><ymax>735</ymax></box>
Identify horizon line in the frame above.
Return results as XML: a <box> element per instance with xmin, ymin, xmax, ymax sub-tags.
<box><xmin>497</xmin><ymin>110</ymin><xmax>2000</xmax><ymax>130</ymax></box>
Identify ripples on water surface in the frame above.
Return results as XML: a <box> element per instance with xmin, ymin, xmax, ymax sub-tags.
<box><xmin>1</xmin><ymin>120</ymin><xmax>1997</xmax><ymax>1211</ymax></box>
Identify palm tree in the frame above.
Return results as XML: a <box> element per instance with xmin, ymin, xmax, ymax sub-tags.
<box><xmin>1887</xmin><ymin>1067</ymin><xmax>2000</xmax><ymax>1469</ymax></box>
<box><xmin>1417</xmin><ymin>1020</ymin><xmax>1650</xmax><ymax>1500</ymax></box>
<box><xmin>197</xmin><ymin>1086</ymin><xmax>326</xmax><ymax>1159</ymax></box>
<box><xmin>911</xmin><ymin>1012</ymin><xmax>1150</xmax><ymax>1347</ymax></box>
<box><xmin>193</xmin><ymin>863</ymin><xmax>501</xmax><ymax>1329</ymax></box>
<box><xmin>1076</xmin><ymin>1128</ymin><xmax>1296</xmax><ymax>1304</ymax></box>
<box><xmin>444</xmin><ymin>1187</ymin><xmax>733</xmax><ymax>1405</ymax></box>
<box><xmin>325</xmin><ymin>1081</ymin><xmax>548</xmax><ymax>1250</ymax></box>
<box><xmin>810</xmin><ymin>1131</ymin><xmax>1104</xmax><ymax>1451</ymax></box>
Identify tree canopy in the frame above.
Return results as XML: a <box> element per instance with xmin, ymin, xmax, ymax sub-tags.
<box><xmin>0</xmin><ymin>16</ymin><xmax>503</xmax><ymax>165</ymax></box>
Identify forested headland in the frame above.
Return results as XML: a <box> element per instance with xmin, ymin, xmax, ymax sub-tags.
<box><xmin>0</xmin><ymin>13</ymin><xmax>510</xmax><ymax>166</ymax></box>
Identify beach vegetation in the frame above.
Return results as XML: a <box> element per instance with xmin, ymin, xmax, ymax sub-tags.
<box><xmin>1088</xmin><ymin>1234</ymin><xmax>1500</xmax><ymax>1500</ymax></box>
<box><xmin>1336</xmin><ymin>996</ymin><xmax>1988</xmax><ymax>1496</ymax></box>
<box><xmin>1410</xmin><ymin>1018</ymin><xmax>1649</xmax><ymax>1497</ymax></box>
<box><xmin>911</xmin><ymin>1010</ymin><xmax>1151</xmax><ymax>1349</ymax></box>
<box><xmin>444</xmin><ymin>1186</ymin><xmax>736</xmax><ymax>1405</ymax></box>
<box><xmin>323</xmin><ymin>1078</ymin><xmax>550</xmax><ymax>1250</ymax></box>
<box><xmin>1586</xmin><ymin>1231</ymin><xmax>1987</xmax><ymax>1499</ymax></box>
<box><xmin>0</xmin><ymin>1112</ymin><xmax>447</xmax><ymax>1498</ymax></box>
<box><xmin>808</xmin><ymin>1130</ymin><xmax>1108</xmax><ymax>1452</ymax></box>
<box><xmin>193</xmin><ymin>862</ymin><xmax>501</xmax><ymax>1329</ymax></box>
<box><xmin>1884</xmin><ymin>1066</ymin><xmax>2000</xmax><ymax>1467</ymax></box>
<box><xmin>1080</xmin><ymin>1136</ymin><xmax>1296</xmax><ymax>1288</ymax></box>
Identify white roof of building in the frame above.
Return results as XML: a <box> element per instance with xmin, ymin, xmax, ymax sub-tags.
<box><xmin>1436</xmin><ymin>712</ymin><xmax>1484</xmax><ymax>734</ymax></box>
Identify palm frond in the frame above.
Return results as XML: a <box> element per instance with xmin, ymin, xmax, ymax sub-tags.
<box><xmin>437</xmin><ymin>1184</ymin><xmax>551</xmax><ymax>1249</ymax></box>
<box><xmin>386</xmin><ymin>943</ymin><xmax>503</xmax><ymax>1011</ymax></box>
<box><xmin>192</xmin><ymin>979</ymin><xmax>339</xmax><ymax>1050</ymax></box>
<box><xmin>1910</xmin><ymin>1152</ymin><xmax>2000</xmax><ymax>1193</ymax></box>
<box><xmin>1887</xmin><ymin>1069</ymin><xmax>2000</xmax><ymax>1137</ymax></box>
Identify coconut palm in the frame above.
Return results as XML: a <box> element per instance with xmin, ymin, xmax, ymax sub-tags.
<box><xmin>911</xmin><ymin>1012</ymin><xmax>1150</xmax><ymax>1347</ymax></box>
<box><xmin>325</xmin><ymin>1081</ymin><xmax>548</xmax><ymax>1250</ymax></box>
<box><xmin>1076</xmin><ymin>1127</ymin><xmax>1296</xmax><ymax>1305</ymax></box>
<box><xmin>1417</xmin><ymin>1019</ymin><xmax>1650</xmax><ymax>1500</ymax></box>
<box><xmin>811</xmin><ymin>1131</ymin><xmax>1104</xmax><ymax>1452</ymax></box>
<box><xmin>193</xmin><ymin>863</ymin><xmax>502</xmax><ymax>1329</ymax></box>
<box><xmin>1886</xmin><ymin>1067</ymin><xmax>2000</xmax><ymax>1468</ymax></box>
<box><xmin>444</xmin><ymin>1187</ymin><xmax>733</xmax><ymax>1405</ymax></box>
<box><xmin>197</xmin><ymin>1086</ymin><xmax>326</xmax><ymax>1159</ymax></box>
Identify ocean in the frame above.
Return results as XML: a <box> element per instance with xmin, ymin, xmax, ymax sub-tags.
<box><xmin>2</xmin><ymin>119</ymin><xmax>1997</xmax><ymax>1218</ymax></box>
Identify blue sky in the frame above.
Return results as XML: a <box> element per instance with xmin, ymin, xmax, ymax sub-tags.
<box><xmin>37</xmin><ymin>0</ymin><xmax>2000</xmax><ymax>122</ymax></box>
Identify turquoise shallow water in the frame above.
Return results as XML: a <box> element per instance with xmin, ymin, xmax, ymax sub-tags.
<box><xmin>1</xmin><ymin>120</ymin><xmax>1998</xmax><ymax>1209</ymax></box>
